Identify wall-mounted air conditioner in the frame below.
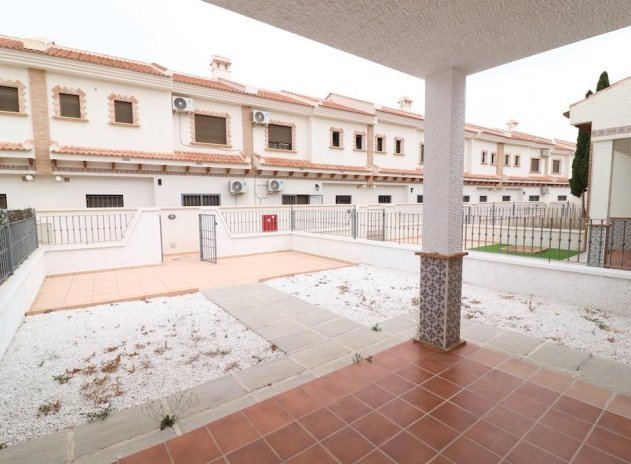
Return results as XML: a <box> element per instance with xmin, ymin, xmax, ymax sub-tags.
<box><xmin>267</xmin><ymin>179</ymin><xmax>285</xmax><ymax>193</ymax></box>
<box><xmin>172</xmin><ymin>96</ymin><xmax>194</xmax><ymax>112</ymax></box>
<box><xmin>252</xmin><ymin>110</ymin><xmax>270</xmax><ymax>124</ymax></box>
<box><xmin>229</xmin><ymin>180</ymin><xmax>248</xmax><ymax>194</ymax></box>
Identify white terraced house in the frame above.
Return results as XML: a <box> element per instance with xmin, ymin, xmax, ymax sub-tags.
<box><xmin>0</xmin><ymin>35</ymin><xmax>575</xmax><ymax>210</ymax></box>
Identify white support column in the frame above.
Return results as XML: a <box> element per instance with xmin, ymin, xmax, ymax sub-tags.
<box><xmin>416</xmin><ymin>68</ymin><xmax>467</xmax><ymax>351</ymax></box>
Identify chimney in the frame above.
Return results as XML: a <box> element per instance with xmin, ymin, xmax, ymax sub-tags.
<box><xmin>506</xmin><ymin>119</ymin><xmax>519</xmax><ymax>133</ymax></box>
<box><xmin>22</xmin><ymin>37</ymin><xmax>54</xmax><ymax>52</ymax></box>
<box><xmin>398</xmin><ymin>96</ymin><xmax>413</xmax><ymax>110</ymax></box>
<box><xmin>211</xmin><ymin>55</ymin><xmax>232</xmax><ymax>80</ymax></box>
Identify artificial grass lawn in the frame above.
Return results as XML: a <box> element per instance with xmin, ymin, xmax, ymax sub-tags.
<box><xmin>471</xmin><ymin>243</ymin><xmax>581</xmax><ymax>261</ymax></box>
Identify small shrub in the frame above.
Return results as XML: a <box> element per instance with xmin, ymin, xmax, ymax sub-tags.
<box><xmin>142</xmin><ymin>391</ymin><xmax>199</xmax><ymax>430</ymax></box>
<box><xmin>37</xmin><ymin>400</ymin><xmax>62</xmax><ymax>417</ymax></box>
<box><xmin>82</xmin><ymin>403</ymin><xmax>114</xmax><ymax>422</ymax></box>
<box><xmin>366</xmin><ymin>355</ymin><xmax>374</xmax><ymax>363</ymax></box>
<box><xmin>353</xmin><ymin>353</ymin><xmax>363</xmax><ymax>364</ymax></box>
<box><xmin>53</xmin><ymin>373</ymin><xmax>71</xmax><ymax>385</ymax></box>
<box><xmin>371</xmin><ymin>323</ymin><xmax>382</xmax><ymax>332</ymax></box>
<box><xmin>160</xmin><ymin>415</ymin><xmax>177</xmax><ymax>430</ymax></box>
<box><xmin>0</xmin><ymin>442</ymin><xmax>6</xmax><ymax>449</ymax></box>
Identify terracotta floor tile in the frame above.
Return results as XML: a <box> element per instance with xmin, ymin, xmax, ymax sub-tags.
<box><xmin>166</xmin><ymin>427</ymin><xmax>221</xmax><ymax>464</ymax></box>
<box><xmin>539</xmin><ymin>408</ymin><xmax>593</xmax><ymax>441</ymax></box>
<box><xmin>421</xmin><ymin>376</ymin><xmax>462</xmax><ymax>399</ymax></box>
<box><xmin>450</xmin><ymin>389</ymin><xmax>495</xmax><ymax>417</ymax></box>
<box><xmin>465</xmin><ymin>420</ymin><xmax>518</xmax><ymax>456</ymax></box>
<box><xmin>407</xmin><ymin>415</ymin><xmax>459</xmax><ymax>451</ymax></box>
<box><xmin>330</xmin><ymin>395</ymin><xmax>373</xmax><ymax>423</ymax></box>
<box><xmin>329</xmin><ymin>365</ymin><xmax>375</xmax><ymax>392</ymax></box>
<box><xmin>243</xmin><ymin>398</ymin><xmax>293</xmax><ymax>435</ymax></box>
<box><xmin>380</xmin><ymin>431</ymin><xmax>437</xmax><ymax>464</ymax></box>
<box><xmin>266</xmin><ymin>422</ymin><xmax>315</xmax><ymax>460</ymax></box>
<box><xmin>500</xmin><ymin>392</ymin><xmax>548</xmax><ymax>420</ymax></box>
<box><xmin>565</xmin><ymin>380</ymin><xmax>613</xmax><ymax>408</ymax></box>
<box><xmin>506</xmin><ymin>441</ymin><xmax>565</xmax><ymax>464</ymax></box>
<box><xmin>467</xmin><ymin>378</ymin><xmax>511</xmax><ymax>402</ymax></box>
<box><xmin>378</xmin><ymin>398</ymin><xmax>424</xmax><ymax>427</ymax></box>
<box><xmin>485</xmin><ymin>405</ymin><xmax>534</xmax><ymax>436</ymax></box>
<box><xmin>275</xmin><ymin>387</ymin><xmax>320</xmax><ymax>419</ymax></box>
<box><xmin>355</xmin><ymin>383</ymin><xmax>397</xmax><ymax>409</ymax></box>
<box><xmin>525</xmin><ymin>423</ymin><xmax>581</xmax><ymax>461</ymax></box>
<box><xmin>553</xmin><ymin>395</ymin><xmax>602</xmax><ymax>423</ymax></box>
<box><xmin>443</xmin><ymin>436</ymin><xmax>501</xmax><ymax>464</ymax></box>
<box><xmin>367</xmin><ymin>349</ymin><xmax>413</xmax><ymax>372</ymax></box>
<box><xmin>206</xmin><ymin>411</ymin><xmax>260</xmax><ymax>454</ymax></box>
<box><xmin>301</xmin><ymin>376</ymin><xmax>348</xmax><ymax>405</ymax></box>
<box><xmin>607</xmin><ymin>393</ymin><xmax>631</xmax><ymax>419</ymax></box>
<box><xmin>417</xmin><ymin>357</ymin><xmax>452</xmax><ymax>375</ymax></box>
<box><xmin>497</xmin><ymin>358</ymin><xmax>539</xmax><ymax>379</ymax></box>
<box><xmin>529</xmin><ymin>369</ymin><xmax>573</xmax><ymax>393</ymax></box>
<box><xmin>439</xmin><ymin>367</ymin><xmax>479</xmax><ymax>388</ymax></box>
<box><xmin>467</xmin><ymin>348</ymin><xmax>508</xmax><ymax>367</ymax></box>
<box><xmin>299</xmin><ymin>408</ymin><xmax>345</xmax><ymax>440</ymax></box>
<box><xmin>451</xmin><ymin>342</ymin><xmax>481</xmax><ymax>357</ymax></box>
<box><xmin>514</xmin><ymin>381</ymin><xmax>559</xmax><ymax>406</ymax></box>
<box><xmin>322</xmin><ymin>427</ymin><xmax>375</xmax><ymax>464</ymax></box>
<box><xmin>483</xmin><ymin>369</ymin><xmax>523</xmax><ymax>391</ymax></box>
<box><xmin>427</xmin><ymin>351</ymin><xmax>464</xmax><ymax>367</ymax></box>
<box><xmin>586</xmin><ymin>426</ymin><xmax>631</xmax><ymax>461</ymax></box>
<box><xmin>377</xmin><ymin>374</ymin><xmax>416</xmax><ymax>396</ymax></box>
<box><xmin>598</xmin><ymin>410</ymin><xmax>631</xmax><ymax>440</ymax></box>
<box><xmin>353</xmin><ymin>411</ymin><xmax>401</xmax><ymax>446</ymax></box>
<box><xmin>572</xmin><ymin>444</ymin><xmax>626</xmax><ymax>464</ymax></box>
<box><xmin>356</xmin><ymin>449</ymin><xmax>397</xmax><ymax>464</ymax></box>
<box><xmin>453</xmin><ymin>358</ymin><xmax>493</xmax><ymax>377</ymax></box>
<box><xmin>400</xmin><ymin>387</ymin><xmax>444</xmax><ymax>412</ymax></box>
<box><xmin>225</xmin><ymin>439</ymin><xmax>280</xmax><ymax>464</ymax></box>
<box><xmin>430</xmin><ymin>402</ymin><xmax>477</xmax><ymax>432</ymax></box>
<box><xmin>397</xmin><ymin>365</ymin><xmax>434</xmax><ymax>384</ymax></box>
<box><xmin>119</xmin><ymin>444</ymin><xmax>171</xmax><ymax>464</ymax></box>
<box><xmin>287</xmin><ymin>445</ymin><xmax>338</xmax><ymax>464</ymax></box>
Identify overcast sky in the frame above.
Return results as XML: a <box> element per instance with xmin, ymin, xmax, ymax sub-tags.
<box><xmin>2</xmin><ymin>0</ymin><xmax>631</xmax><ymax>142</ymax></box>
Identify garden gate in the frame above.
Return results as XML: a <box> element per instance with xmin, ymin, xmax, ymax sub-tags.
<box><xmin>199</xmin><ymin>214</ymin><xmax>217</xmax><ymax>263</ymax></box>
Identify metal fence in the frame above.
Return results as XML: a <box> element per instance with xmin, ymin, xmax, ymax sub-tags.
<box><xmin>0</xmin><ymin>216</ymin><xmax>39</xmax><ymax>284</ymax></box>
<box><xmin>464</xmin><ymin>202</ymin><xmax>583</xmax><ymax>220</ymax></box>
<box><xmin>36</xmin><ymin>212</ymin><xmax>135</xmax><ymax>245</ymax></box>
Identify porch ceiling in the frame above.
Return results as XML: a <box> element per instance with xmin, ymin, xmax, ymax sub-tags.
<box><xmin>203</xmin><ymin>0</ymin><xmax>631</xmax><ymax>77</ymax></box>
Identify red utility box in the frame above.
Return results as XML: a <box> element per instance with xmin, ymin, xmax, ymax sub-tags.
<box><xmin>262</xmin><ymin>214</ymin><xmax>278</xmax><ymax>232</ymax></box>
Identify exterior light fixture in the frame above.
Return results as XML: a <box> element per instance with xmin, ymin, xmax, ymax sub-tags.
<box><xmin>24</xmin><ymin>174</ymin><xmax>34</xmax><ymax>181</ymax></box>
<box><xmin>410</xmin><ymin>187</ymin><xmax>414</xmax><ymax>193</ymax></box>
<box><xmin>55</xmin><ymin>175</ymin><xmax>63</xmax><ymax>182</ymax></box>
<box><xmin>315</xmin><ymin>184</ymin><xmax>320</xmax><ymax>191</ymax></box>
<box><xmin>168</xmin><ymin>214</ymin><xmax>176</xmax><ymax>220</ymax></box>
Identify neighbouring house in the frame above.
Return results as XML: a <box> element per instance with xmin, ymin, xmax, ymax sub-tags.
<box><xmin>0</xmin><ymin>35</ymin><xmax>575</xmax><ymax>210</ymax></box>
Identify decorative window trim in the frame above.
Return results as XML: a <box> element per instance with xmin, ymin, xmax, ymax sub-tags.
<box><xmin>265</xmin><ymin>120</ymin><xmax>297</xmax><ymax>153</ymax></box>
<box><xmin>190</xmin><ymin>109</ymin><xmax>232</xmax><ymax>147</ymax></box>
<box><xmin>51</xmin><ymin>85</ymin><xmax>87</xmax><ymax>121</ymax></box>
<box><xmin>394</xmin><ymin>137</ymin><xmax>405</xmax><ymax>155</ymax></box>
<box><xmin>353</xmin><ymin>130</ymin><xmax>367</xmax><ymax>152</ymax></box>
<box><xmin>108</xmin><ymin>94</ymin><xmax>139</xmax><ymax>127</ymax></box>
<box><xmin>329</xmin><ymin>127</ymin><xmax>344</xmax><ymax>150</ymax></box>
<box><xmin>551</xmin><ymin>159</ymin><xmax>562</xmax><ymax>174</ymax></box>
<box><xmin>0</xmin><ymin>79</ymin><xmax>27</xmax><ymax>116</ymax></box>
<box><xmin>375</xmin><ymin>134</ymin><xmax>386</xmax><ymax>154</ymax></box>
<box><xmin>480</xmin><ymin>150</ymin><xmax>488</xmax><ymax>164</ymax></box>
<box><xmin>530</xmin><ymin>157</ymin><xmax>541</xmax><ymax>173</ymax></box>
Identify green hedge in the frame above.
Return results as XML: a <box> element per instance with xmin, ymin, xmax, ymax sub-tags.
<box><xmin>0</xmin><ymin>208</ymin><xmax>34</xmax><ymax>227</ymax></box>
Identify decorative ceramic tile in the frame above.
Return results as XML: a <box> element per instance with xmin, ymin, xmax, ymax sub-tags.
<box><xmin>587</xmin><ymin>224</ymin><xmax>608</xmax><ymax>267</ymax></box>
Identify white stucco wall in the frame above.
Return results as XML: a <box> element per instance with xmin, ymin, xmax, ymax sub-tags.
<box><xmin>590</xmin><ymin>140</ymin><xmax>614</xmax><ymax>220</ymax></box>
<box><xmin>310</xmin><ymin>117</ymin><xmax>368</xmax><ymax>167</ymax></box>
<box><xmin>570</xmin><ymin>79</ymin><xmax>631</xmax><ymax>131</ymax></box>
<box><xmin>372</xmin><ymin>121</ymin><xmax>419</xmax><ymax>170</ymax></box>
<box><xmin>610</xmin><ymin>139</ymin><xmax>631</xmax><ymax>217</ymax></box>
<box><xmin>253</xmin><ymin>110</ymin><xmax>310</xmax><ymax>160</ymax></box>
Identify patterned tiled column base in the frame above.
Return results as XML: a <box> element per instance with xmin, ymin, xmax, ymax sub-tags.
<box><xmin>587</xmin><ymin>223</ymin><xmax>609</xmax><ymax>267</ymax></box>
<box><xmin>414</xmin><ymin>251</ymin><xmax>467</xmax><ymax>351</ymax></box>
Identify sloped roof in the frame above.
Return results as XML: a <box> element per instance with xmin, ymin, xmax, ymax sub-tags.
<box><xmin>258</xmin><ymin>156</ymin><xmax>370</xmax><ymax>172</ymax></box>
<box><xmin>0</xmin><ymin>141</ymin><xmax>32</xmax><ymax>151</ymax></box>
<box><xmin>377</xmin><ymin>106</ymin><xmax>424</xmax><ymax>120</ymax></box>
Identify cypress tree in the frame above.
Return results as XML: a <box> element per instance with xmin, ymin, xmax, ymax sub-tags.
<box><xmin>596</xmin><ymin>71</ymin><xmax>610</xmax><ymax>91</ymax></box>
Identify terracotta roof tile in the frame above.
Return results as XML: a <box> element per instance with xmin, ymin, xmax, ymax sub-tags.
<box><xmin>281</xmin><ymin>90</ymin><xmax>322</xmax><ymax>102</ymax></box>
<box><xmin>464</xmin><ymin>172</ymin><xmax>502</xmax><ymax>181</ymax></box>
<box><xmin>50</xmin><ymin>145</ymin><xmax>249</xmax><ymax>165</ymax></box>
<box><xmin>554</xmin><ymin>139</ymin><xmax>576</xmax><ymax>150</ymax></box>
<box><xmin>377</xmin><ymin>166</ymin><xmax>424</xmax><ymax>176</ymax></box>
<box><xmin>320</xmin><ymin>100</ymin><xmax>374</xmax><ymax>115</ymax></box>
<box><xmin>377</xmin><ymin>106</ymin><xmax>424</xmax><ymax>120</ymax></box>
<box><xmin>505</xmin><ymin>175</ymin><xmax>568</xmax><ymax>183</ymax></box>
<box><xmin>465</xmin><ymin>123</ymin><xmax>554</xmax><ymax>145</ymax></box>
<box><xmin>172</xmin><ymin>73</ymin><xmax>248</xmax><ymax>93</ymax></box>
<box><xmin>0</xmin><ymin>141</ymin><xmax>32</xmax><ymax>151</ymax></box>
<box><xmin>256</xmin><ymin>90</ymin><xmax>314</xmax><ymax>107</ymax></box>
<box><xmin>258</xmin><ymin>156</ymin><xmax>370</xmax><ymax>172</ymax></box>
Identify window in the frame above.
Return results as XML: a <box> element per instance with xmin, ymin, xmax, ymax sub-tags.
<box><xmin>268</xmin><ymin>124</ymin><xmax>293</xmax><ymax>150</ymax></box>
<box><xmin>376</xmin><ymin>136</ymin><xmax>385</xmax><ymax>152</ymax></box>
<box><xmin>420</xmin><ymin>143</ymin><xmax>425</xmax><ymax>164</ymax></box>
<box><xmin>529</xmin><ymin>195</ymin><xmax>540</xmax><ymax>202</ymax></box>
<box><xmin>530</xmin><ymin>158</ymin><xmax>541</xmax><ymax>172</ymax></box>
<box><xmin>181</xmin><ymin>194</ymin><xmax>221</xmax><ymax>206</ymax></box>
<box><xmin>59</xmin><ymin>93</ymin><xmax>81</xmax><ymax>118</ymax></box>
<box><xmin>378</xmin><ymin>195</ymin><xmax>392</xmax><ymax>204</ymax></box>
<box><xmin>417</xmin><ymin>195</ymin><xmax>423</xmax><ymax>203</ymax></box>
<box><xmin>355</xmin><ymin>133</ymin><xmax>364</xmax><ymax>150</ymax></box>
<box><xmin>194</xmin><ymin>114</ymin><xmax>227</xmax><ymax>145</ymax></box>
<box><xmin>394</xmin><ymin>138</ymin><xmax>404</xmax><ymax>155</ymax></box>
<box><xmin>514</xmin><ymin>155</ymin><xmax>521</xmax><ymax>167</ymax></box>
<box><xmin>0</xmin><ymin>85</ymin><xmax>19</xmax><ymax>112</ymax></box>
<box><xmin>335</xmin><ymin>195</ymin><xmax>352</xmax><ymax>205</ymax></box>
<box><xmin>331</xmin><ymin>130</ymin><xmax>341</xmax><ymax>148</ymax></box>
<box><xmin>463</xmin><ymin>195</ymin><xmax>470</xmax><ymax>203</ymax></box>
<box><xmin>479</xmin><ymin>195</ymin><xmax>488</xmax><ymax>203</ymax></box>
<box><xmin>558</xmin><ymin>195</ymin><xmax>568</xmax><ymax>201</ymax></box>
<box><xmin>282</xmin><ymin>194</ymin><xmax>323</xmax><ymax>205</ymax></box>
<box><xmin>504</xmin><ymin>154</ymin><xmax>511</xmax><ymax>166</ymax></box>
<box><xmin>0</xmin><ymin>194</ymin><xmax>6</xmax><ymax>209</ymax></box>
<box><xmin>86</xmin><ymin>195</ymin><xmax>124</xmax><ymax>208</ymax></box>
<box><xmin>481</xmin><ymin>150</ymin><xmax>487</xmax><ymax>164</ymax></box>
<box><xmin>490</xmin><ymin>152</ymin><xmax>496</xmax><ymax>165</ymax></box>
<box><xmin>114</xmin><ymin>100</ymin><xmax>134</xmax><ymax>124</ymax></box>
<box><xmin>502</xmin><ymin>195</ymin><xmax>511</xmax><ymax>202</ymax></box>
<box><xmin>552</xmin><ymin>160</ymin><xmax>561</xmax><ymax>174</ymax></box>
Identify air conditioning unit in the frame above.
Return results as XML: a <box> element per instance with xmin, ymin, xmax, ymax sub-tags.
<box><xmin>172</xmin><ymin>96</ymin><xmax>194</xmax><ymax>112</ymax></box>
<box><xmin>252</xmin><ymin>110</ymin><xmax>271</xmax><ymax>124</ymax></box>
<box><xmin>541</xmin><ymin>187</ymin><xmax>550</xmax><ymax>195</ymax></box>
<box><xmin>540</xmin><ymin>149</ymin><xmax>550</xmax><ymax>157</ymax></box>
<box><xmin>229</xmin><ymin>180</ymin><xmax>248</xmax><ymax>194</ymax></box>
<box><xmin>267</xmin><ymin>179</ymin><xmax>285</xmax><ymax>193</ymax></box>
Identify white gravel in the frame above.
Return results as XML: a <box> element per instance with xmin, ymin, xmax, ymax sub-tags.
<box><xmin>267</xmin><ymin>264</ymin><xmax>631</xmax><ymax>364</ymax></box>
<box><xmin>0</xmin><ymin>293</ymin><xmax>282</xmax><ymax>446</ymax></box>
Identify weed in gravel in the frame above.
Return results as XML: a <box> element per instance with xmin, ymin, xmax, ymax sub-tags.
<box><xmin>160</xmin><ymin>415</ymin><xmax>177</xmax><ymax>430</ymax></box>
<box><xmin>353</xmin><ymin>353</ymin><xmax>363</xmax><ymax>363</ymax></box>
<box><xmin>37</xmin><ymin>400</ymin><xmax>62</xmax><ymax>417</ymax></box>
<box><xmin>0</xmin><ymin>442</ymin><xmax>5</xmax><ymax>449</ymax></box>
<box><xmin>338</xmin><ymin>285</ymin><xmax>350</xmax><ymax>294</ymax></box>
<box><xmin>134</xmin><ymin>343</ymin><xmax>146</xmax><ymax>350</ymax></box>
<box><xmin>470</xmin><ymin>299</ymin><xmax>482</xmax><ymax>305</ymax></box>
<box><xmin>101</xmin><ymin>355</ymin><xmax>122</xmax><ymax>373</ymax></box>
<box><xmin>37</xmin><ymin>360</ymin><xmax>45</xmax><ymax>368</ymax></box>
<box><xmin>52</xmin><ymin>373</ymin><xmax>71</xmax><ymax>385</ymax></box>
<box><xmin>371</xmin><ymin>323</ymin><xmax>382</xmax><ymax>332</ymax></box>
<box><xmin>82</xmin><ymin>403</ymin><xmax>114</xmax><ymax>422</ymax></box>
<box><xmin>104</xmin><ymin>345</ymin><xmax>119</xmax><ymax>353</ymax></box>
<box><xmin>184</xmin><ymin>354</ymin><xmax>200</xmax><ymax>365</ymax></box>
<box><xmin>501</xmin><ymin>294</ymin><xmax>516</xmax><ymax>300</ymax></box>
<box><xmin>143</xmin><ymin>391</ymin><xmax>199</xmax><ymax>430</ymax></box>
<box><xmin>223</xmin><ymin>361</ymin><xmax>240</xmax><ymax>373</ymax></box>
<box><xmin>366</xmin><ymin>355</ymin><xmax>374</xmax><ymax>363</ymax></box>
<box><xmin>270</xmin><ymin>344</ymin><xmax>279</xmax><ymax>352</ymax></box>
<box><xmin>583</xmin><ymin>316</ymin><xmax>611</xmax><ymax>331</ymax></box>
<box><xmin>410</xmin><ymin>297</ymin><xmax>420</xmax><ymax>306</ymax></box>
